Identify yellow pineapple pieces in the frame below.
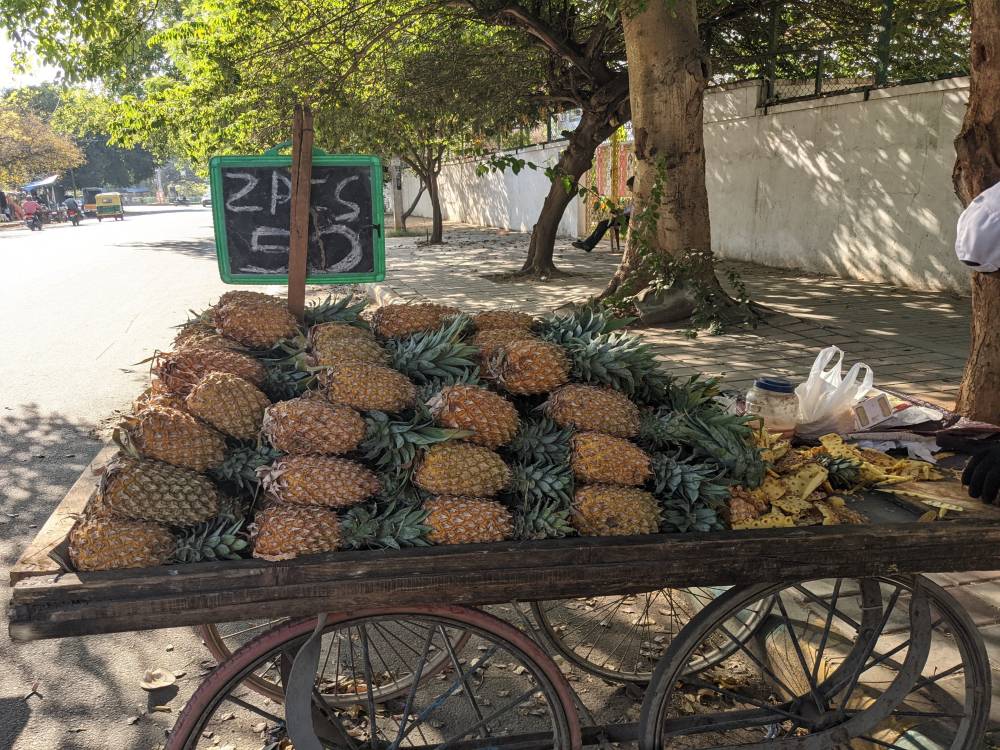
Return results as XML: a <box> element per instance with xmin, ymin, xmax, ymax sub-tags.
<box><xmin>781</xmin><ymin>464</ymin><xmax>829</xmax><ymax>502</ymax></box>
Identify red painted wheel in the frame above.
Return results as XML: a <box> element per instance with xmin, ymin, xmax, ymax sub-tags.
<box><xmin>172</xmin><ymin>606</ymin><xmax>581</xmax><ymax>749</ymax></box>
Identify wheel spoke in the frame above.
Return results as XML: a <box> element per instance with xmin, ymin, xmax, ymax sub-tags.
<box><xmin>358</xmin><ymin>624</ymin><xmax>381</xmax><ymax>742</ymax></box>
<box><xmin>677</xmin><ymin>675</ymin><xmax>809</xmax><ymax>725</ymax></box>
<box><xmin>438</xmin><ymin>624</ymin><xmax>489</xmax><ymax>737</ymax></box>
<box><xmin>436</xmin><ymin>686</ymin><xmax>538</xmax><ymax>750</ymax></box>
<box><xmin>715</xmin><ymin>620</ymin><xmax>800</xmax><ymax>700</ymax></box>
<box><xmin>811</xmin><ymin>578</ymin><xmax>842</xmax><ymax>685</ymax></box>
<box><xmin>773</xmin><ymin>594</ymin><xmax>826</xmax><ymax>713</ymax></box>
<box><xmin>835</xmin><ymin>585</ymin><xmax>903</xmax><ymax>704</ymax></box>
<box><xmin>392</xmin><ymin>626</ymin><xmax>438</xmax><ymax>749</ymax></box>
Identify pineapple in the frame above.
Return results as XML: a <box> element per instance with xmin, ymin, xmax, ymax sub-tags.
<box><xmin>119</xmin><ymin>407</ymin><xmax>227</xmax><ymax>472</ymax></box>
<box><xmin>263</xmin><ymin>397</ymin><xmax>366</xmax><ymax>455</ymax></box>
<box><xmin>422</xmin><ymin>496</ymin><xmax>513</xmax><ymax>545</ymax></box>
<box><xmin>174</xmin><ymin>321</ymin><xmax>244</xmax><ymax>352</ymax></box>
<box><xmin>323</xmin><ymin>361</ymin><xmax>416</xmax><ymax>413</ymax></box>
<box><xmin>371</xmin><ymin>303</ymin><xmax>460</xmax><ymax>338</ymax></box>
<box><xmin>185</xmin><ymin>371</ymin><xmax>271</xmax><ymax>440</ymax></box>
<box><xmin>572</xmin><ymin>485</ymin><xmax>661</xmax><ymax>537</ymax></box>
<box><xmin>545</xmin><ymin>384</ymin><xmax>640</xmax><ymax>438</ymax></box>
<box><xmin>132</xmin><ymin>384</ymin><xmax>186</xmax><ymax>414</ymax></box>
<box><xmin>428</xmin><ymin>384</ymin><xmax>519</xmax><ymax>448</ymax></box>
<box><xmin>310</xmin><ymin>320</ymin><xmax>375</xmax><ymax>346</ymax></box>
<box><xmin>252</xmin><ymin>504</ymin><xmax>343</xmax><ymax>561</ymax></box>
<box><xmin>472</xmin><ymin>328</ymin><xmax>537</xmax><ymax>361</ymax></box>
<box><xmin>571</xmin><ymin>432</ymin><xmax>652</xmax><ymax>486</ymax></box>
<box><xmin>487</xmin><ymin>340</ymin><xmax>570</xmax><ymax>395</ymax></box>
<box><xmin>214</xmin><ymin>298</ymin><xmax>300</xmax><ymax>349</ymax></box>
<box><xmin>472</xmin><ymin>310</ymin><xmax>535</xmax><ymax>331</ymax></box>
<box><xmin>311</xmin><ymin>330</ymin><xmax>389</xmax><ymax>367</ymax></box>
<box><xmin>153</xmin><ymin>347</ymin><xmax>266</xmax><ymax>397</ymax></box>
<box><xmin>216</xmin><ymin>290</ymin><xmax>286</xmax><ymax>310</ymax></box>
<box><xmin>262</xmin><ymin>455</ymin><xmax>380</xmax><ymax>509</ymax></box>
<box><xmin>97</xmin><ymin>455</ymin><xmax>221</xmax><ymax>525</ymax></box>
<box><xmin>69</xmin><ymin>515</ymin><xmax>174</xmax><ymax>570</ymax></box>
<box><xmin>414</xmin><ymin>442</ymin><xmax>511</xmax><ymax>497</ymax></box>
<box><xmin>388</xmin><ymin>317</ymin><xmax>478</xmax><ymax>385</ymax></box>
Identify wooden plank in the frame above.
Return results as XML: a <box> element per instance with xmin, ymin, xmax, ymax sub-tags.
<box><xmin>9</xmin><ymin>445</ymin><xmax>115</xmax><ymax>585</ymax></box>
<box><xmin>10</xmin><ymin>520</ymin><xmax>1000</xmax><ymax>642</ymax></box>
<box><xmin>286</xmin><ymin>104</ymin><xmax>313</xmax><ymax>321</ymax></box>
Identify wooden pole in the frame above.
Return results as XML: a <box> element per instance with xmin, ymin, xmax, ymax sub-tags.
<box><xmin>287</xmin><ymin>104</ymin><xmax>314</xmax><ymax>321</ymax></box>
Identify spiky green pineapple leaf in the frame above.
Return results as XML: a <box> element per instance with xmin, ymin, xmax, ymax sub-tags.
<box><xmin>415</xmin><ymin>367</ymin><xmax>484</xmax><ymax>403</ymax></box>
<box><xmin>507</xmin><ymin>459</ymin><xmax>574</xmax><ymax>506</ymax></box>
<box><xmin>513</xmin><ymin>497</ymin><xmax>575</xmax><ymax>540</ymax></box>
<box><xmin>210</xmin><ymin>442</ymin><xmax>284</xmax><ymax>495</ymax></box>
<box><xmin>537</xmin><ymin>306</ymin><xmax>634</xmax><ymax>344</ymax></box>
<box><xmin>342</xmin><ymin>501</ymin><xmax>431</xmax><ymax>549</ymax></box>
<box><xmin>304</xmin><ymin>295</ymin><xmax>369</xmax><ymax>327</ymax></box>
<box><xmin>388</xmin><ymin>315</ymin><xmax>479</xmax><ymax>384</ymax></box>
<box><xmin>362</xmin><ymin>407</ymin><xmax>471</xmax><ymax>470</ymax></box>
<box><xmin>505</xmin><ymin>416</ymin><xmax>572</xmax><ymax>464</ymax></box>
<box><xmin>173</xmin><ymin>515</ymin><xmax>250</xmax><ymax>563</ymax></box>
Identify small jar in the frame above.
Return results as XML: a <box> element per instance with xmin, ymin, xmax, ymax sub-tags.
<box><xmin>745</xmin><ymin>377</ymin><xmax>798</xmax><ymax>438</ymax></box>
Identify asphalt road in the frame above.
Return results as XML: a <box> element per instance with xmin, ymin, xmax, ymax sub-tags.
<box><xmin>0</xmin><ymin>206</ymin><xmax>271</xmax><ymax>749</ymax></box>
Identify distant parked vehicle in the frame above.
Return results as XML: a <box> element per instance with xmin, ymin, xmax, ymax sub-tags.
<box><xmin>82</xmin><ymin>187</ymin><xmax>103</xmax><ymax>216</ymax></box>
<box><xmin>201</xmin><ymin>192</ymin><xmax>211</xmax><ymax>207</ymax></box>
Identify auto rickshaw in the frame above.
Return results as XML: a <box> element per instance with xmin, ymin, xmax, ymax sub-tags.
<box><xmin>95</xmin><ymin>192</ymin><xmax>124</xmax><ymax>221</ymax></box>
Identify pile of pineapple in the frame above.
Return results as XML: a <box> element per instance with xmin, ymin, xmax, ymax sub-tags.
<box><xmin>67</xmin><ymin>291</ymin><xmax>898</xmax><ymax>571</ymax></box>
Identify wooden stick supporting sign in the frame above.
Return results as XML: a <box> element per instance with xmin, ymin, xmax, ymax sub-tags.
<box><xmin>287</xmin><ymin>104</ymin><xmax>315</xmax><ymax>321</ymax></box>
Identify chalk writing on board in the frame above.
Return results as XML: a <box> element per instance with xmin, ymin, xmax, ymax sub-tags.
<box><xmin>217</xmin><ymin>164</ymin><xmax>376</xmax><ymax>276</ymax></box>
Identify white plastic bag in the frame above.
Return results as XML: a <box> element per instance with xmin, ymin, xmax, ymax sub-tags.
<box><xmin>795</xmin><ymin>346</ymin><xmax>873</xmax><ymax>439</ymax></box>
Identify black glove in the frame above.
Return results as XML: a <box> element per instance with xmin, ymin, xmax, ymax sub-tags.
<box><xmin>962</xmin><ymin>444</ymin><xmax>1000</xmax><ymax>504</ymax></box>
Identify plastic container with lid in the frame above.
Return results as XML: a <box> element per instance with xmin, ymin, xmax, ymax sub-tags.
<box><xmin>745</xmin><ymin>377</ymin><xmax>798</xmax><ymax>438</ymax></box>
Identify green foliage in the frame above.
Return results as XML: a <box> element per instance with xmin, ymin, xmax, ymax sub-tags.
<box><xmin>506</xmin><ymin>416</ymin><xmax>572</xmax><ymax>465</ymax></box>
<box><xmin>0</xmin><ymin>103</ymin><xmax>83</xmax><ymax>186</ymax></box>
<box><xmin>342</xmin><ymin>501</ymin><xmax>432</xmax><ymax>549</ymax></box>
<box><xmin>387</xmin><ymin>315</ymin><xmax>479</xmax><ymax>385</ymax></box>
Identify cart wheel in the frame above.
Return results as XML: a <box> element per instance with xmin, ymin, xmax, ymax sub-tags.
<box><xmin>531</xmin><ymin>587</ymin><xmax>769</xmax><ymax>684</ymax></box>
<box><xmin>639</xmin><ymin>575</ymin><xmax>990</xmax><ymax>749</ymax></box>
<box><xmin>197</xmin><ymin>619</ymin><xmax>473</xmax><ymax>705</ymax></box>
<box><xmin>169</xmin><ymin>605</ymin><xmax>581</xmax><ymax>749</ymax></box>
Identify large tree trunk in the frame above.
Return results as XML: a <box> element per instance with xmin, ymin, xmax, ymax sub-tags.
<box><xmin>427</xmin><ymin>170</ymin><xmax>444</xmax><ymax>244</ymax></box>
<box><xmin>604</xmin><ymin>0</ymin><xmax>711</xmax><ymax>296</ymax></box>
<box><xmin>953</xmin><ymin>0</ymin><xmax>1000</xmax><ymax>423</ymax></box>
<box><xmin>521</xmin><ymin>109</ymin><xmax>622</xmax><ymax>278</ymax></box>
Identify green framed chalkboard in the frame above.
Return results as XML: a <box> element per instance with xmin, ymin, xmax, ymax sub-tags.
<box><xmin>208</xmin><ymin>147</ymin><xmax>385</xmax><ymax>284</ymax></box>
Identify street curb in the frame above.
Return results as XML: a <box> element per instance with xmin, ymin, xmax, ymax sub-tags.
<box><xmin>365</xmin><ymin>282</ymin><xmax>406</xmax><ymax>306</ymax></box>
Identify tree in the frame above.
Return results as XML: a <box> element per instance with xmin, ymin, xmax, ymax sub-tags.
<box><xmin>953</xmin><ymin>0</ymin><xmax>1000</xmax><ymax>423</ymax></box>
<box><xmin>0</xmin><ymin>105</ymin><xmax>83</xmax><ymax>186</ymax></box>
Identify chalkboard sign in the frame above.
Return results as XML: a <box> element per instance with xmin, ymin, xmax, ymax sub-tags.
<box><xmin>209</xmin><ymin>148</ymin><xmax>385</xmax><ymax>284</ymax></box>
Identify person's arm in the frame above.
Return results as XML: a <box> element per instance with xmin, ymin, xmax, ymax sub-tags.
<box><xmin>962</xmin><ymin>444</ymin><xmax>1000</xmax><ymax>504</ymax></box>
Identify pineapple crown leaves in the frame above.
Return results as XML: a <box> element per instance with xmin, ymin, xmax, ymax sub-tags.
<box><xmin>505</xmin><ymin>416</ymin><xmax>572</xmax><ymax>464</ymax></box>
<box><xmin>513</xmin><ymin>496</ymin><xmax>575</xmax><ymax>540</ymax></box>
<box><xmin>640</xmin><ymin>408</ymin><xmax>765</xmax><ymax>489</ymax></box>
<box><xmin>562</xmin><ymin>331</ymin><xmax>662</xmax><ymax>396</ymax></box>
<box><xmin>387</xmin><ymin>315</ymin><xmax>479</xmax><ymax>385</ymax></box>
<box><xmin>639</xmin><ymin>373</ymin><xmax>723</xmax><ymax>412</ymax></box>
<box><xmin>172</xmin><ymin>516</ymin><xmax>250</xmax><ymax>563</ymax></box>
<box><xmin>341</xmin><ymin>501</ymin><xmax>431</xmax><ymax>549</ymax></box>
<box><xmin>662</xmin><ymin>502</ymin><xmax>723</xmax><ymax>534</ymax></box>
<box><xmin>304</xmin><ymin>295</ymin><xmax>369</xmax><ymax>328</ymax></box>
<box><xmin>209</xmin><ymin>442</ymin><xmax>285</xmax><ymax>494</ymax></box>
<box><xmin>650</xmin><ymin>452</ymin><xmax>730</xmax><ymax>509</ymax></box>
<box><xmin>537</xmin><ymin>305</ymin><xmax>634</xmax><ymax>345</ymax></box>
<box><xmin>361</xmin><ymin>407</ymin><xmax>473</xmax><ymax>470</ymax></box>
<box><xmin>815</xmin><ymin>452</ymin><xmax>862</xmax><ymax>489</ymax></box>
<box><xmin>375</xmin><ymin>465</ymin><xmax>429</xmax><ymax>505</ymax></box>
<box><xmin>507</xmin><ymin>459</ymin><xmax>574</xmax><ymax>506</ymax></box>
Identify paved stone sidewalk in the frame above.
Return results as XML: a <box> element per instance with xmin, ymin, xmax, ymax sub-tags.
<box><xmin>382</xmin><ymin>222</ymin><xmax>970</xmax><ymax>408</ymax></box>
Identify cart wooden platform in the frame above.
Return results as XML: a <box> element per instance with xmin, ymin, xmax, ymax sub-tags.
<box><xmin>8</xmin><ymin>446</ymin><xmax>1000</xmax><ymax>749</ymax></box>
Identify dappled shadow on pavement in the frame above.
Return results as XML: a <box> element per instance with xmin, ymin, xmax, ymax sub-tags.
<box><xmin>0</xmin><ymin>405</ymin><xmax>205</xmax><ymax>749</ymax></box>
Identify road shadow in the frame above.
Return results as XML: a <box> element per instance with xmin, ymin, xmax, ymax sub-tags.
<box><xmin>116</xmin><ymin>238</ymin><xmax>216</xmax><ymax>261</ymax></box>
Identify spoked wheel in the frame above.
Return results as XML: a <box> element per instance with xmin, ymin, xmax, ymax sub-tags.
<box><xmin>197</xmin><ymin>620</ymin><xmax>471</xmax><ymax>705</ymax></box>
<box><xmin>639</xmin><ymin>575</ymin><xmax>990</xmax><ymax>749</ymax></box>
<box><xmin>532</xmin><ymin>587</ymin><xmax>769</xmax><ymax>684</ymax></box>
<box><xmin>169</xmin><ymin>605</ymin><xmax>582</xmax><ymax>749</ymax></box>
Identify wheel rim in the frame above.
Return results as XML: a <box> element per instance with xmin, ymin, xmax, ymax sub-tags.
<box><xmin>172</xmin><ymin>607</ymin><xmax>580</xmax><ymax>749</ymax></box>
<box><xmin>639</xmin><ymin>576</ymin><xmax>991</xmax><ymax>749</ymax></box>
<box><xmin>531</xmin><ymin>587</ymin><xmax>768</xmax><ymax>684</ymax></box>
<box><xmin>198</xmin><ymin>619</ymin><xmax>474</xmax><ymax>707</ymax></box>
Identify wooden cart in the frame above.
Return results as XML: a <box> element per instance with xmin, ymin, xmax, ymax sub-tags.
<box><xmin>9</xmin><ymin>445</ymin><xmax>1000</xmax><ymax>749</ymax></box>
